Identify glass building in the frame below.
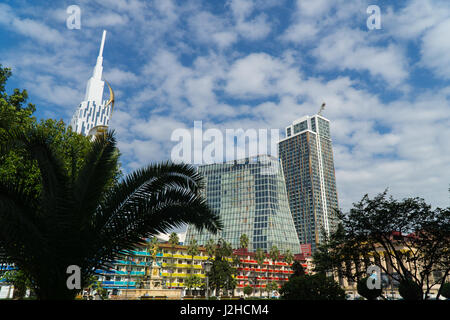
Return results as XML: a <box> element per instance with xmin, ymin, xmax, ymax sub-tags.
<box><xmin>278</xmin><ymin>115</ymin><xmax>339</xmax><ymax>252</ymax></box>
<box><xmin>185</xmin><ymin>155</ymin><xmax>301</xmax><ymax>254</ymax></box>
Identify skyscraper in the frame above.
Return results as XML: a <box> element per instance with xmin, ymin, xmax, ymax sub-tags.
<box><xmin>278</xmin><ymin>114</ymin><xmax>339</xmax><ymax>252</ymax></box>
<box><xmin>70</xmin><ymin>30</ymin><xmax>115</xmax><ymax>137</ymax></box>
<box><xmin>185</xmin><ymin>155</ymin><xmax>301</xmax><ymax>254</ymax></box>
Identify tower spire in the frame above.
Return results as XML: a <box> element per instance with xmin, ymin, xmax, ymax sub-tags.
<box><xmin>99</xmin><ymin>30</ymin><xmax>106</xmax><ymax>57</ymax></box>
<box><xmin>84</xmin><ymin>30</ymin><xmax>107</xmax><ymax>103</ymax></box>
<box><xmin>92</xmin><ymin>30</ymin><xmax>106</xmax><ymax>80</ymax></box>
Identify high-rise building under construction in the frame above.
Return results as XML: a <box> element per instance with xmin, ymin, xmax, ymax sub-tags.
<box><xmin>278</xmin><ymin>114</ymin><xmax>339</xmax><ymax>252</ymax></box>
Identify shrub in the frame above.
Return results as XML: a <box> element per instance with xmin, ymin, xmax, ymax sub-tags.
<box><xmin>398</xmin><ymin>280</ymin><xmax>422</xmax><ymax>300</ymax></box>
<box><xmin>280</xmin><ymin>273</ymin><xmax>346</xmax><ymax>300</ymax></box>
<box><xmin>243</xmin><ymin>285</ymin><xmax>253</xmax><ymax>297</ymax></box>
<box><xmin>357</xmin><ymin>277</ymin><xmax>383</xmax><ymax>300</ymax></box>
<box><xmin>439</xmin><ymin>283</ymin><xmax>450</xmax><ymax>299</ymax></box>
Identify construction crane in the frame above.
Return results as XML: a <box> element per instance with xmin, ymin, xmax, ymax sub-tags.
<box><xmin>318</xmin><ymin>102</ymin><xmax>326</xmax><ymax>116</ymax></box>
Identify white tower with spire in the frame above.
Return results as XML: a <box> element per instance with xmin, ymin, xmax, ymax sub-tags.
<box><xmin>70</xmin><ymin>30</ymin><xmax>114</xmax><ymax>136</ymax></box>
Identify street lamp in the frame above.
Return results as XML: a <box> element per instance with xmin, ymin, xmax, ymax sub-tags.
<box><xmin>202</xmin><ymin>260</ymin><xmax>213</xmax><ymax>299</ymax></box>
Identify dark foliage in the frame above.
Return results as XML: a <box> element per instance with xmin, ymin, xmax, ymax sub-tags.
<box><xmin>0</xmin><ymin>128</ymin><xmax>222</xmax><ymax>299</ymax></box>
<box><xmin>357</xmin><ymin>277</ymin><xmax>382</xmax><ymax>300</ymax></box>
<box><xmin>280</xmin><ymin>273</ymin><xmax>346</xmax><ymax>300</ymax></box>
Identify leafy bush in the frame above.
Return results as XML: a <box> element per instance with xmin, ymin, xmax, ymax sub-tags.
<box><xmin>243</xmin><ymin>285</ymin><xmax>253</xmax><ymax>297</ymax></box>
<box><xmin>357</xmin><ymin>277</ymin><xmax>382</xmax><ymax>300</ymax></box>
<box><xmin>439</xmin><ymin>283</ymin><xmax>450</xmax><ymax>299</ymax></box>
<box><xmin>280</xmin><ymin>273</ymin><xmax>346</xmax><ymax>300</ymax></box>
<box><xmin>398</xmin><ymin>280</ymin><xmax>422</xmax><ymax>300</ymax></box>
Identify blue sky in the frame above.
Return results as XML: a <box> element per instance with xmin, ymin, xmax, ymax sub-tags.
<box><xmin>1</xmin><ymin>0</ymin><xmax>450</xmax><ymax>219</ymax></box>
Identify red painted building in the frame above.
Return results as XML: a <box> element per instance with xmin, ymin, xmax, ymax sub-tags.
<box><xmin>232</xmin><ymin>248</ymin><xmax>311</xmax><ymax>296</ymax></box>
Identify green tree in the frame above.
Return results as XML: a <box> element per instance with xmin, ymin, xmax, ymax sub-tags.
<box><xmin>290</xmin><ymin>261</ymin><xmax>305</xmax><ymax>278</ymax></box>
<box><xmin>87</xmin><ymin>277</ymin><xmax>109</xmax><ymax>300</ymax></box>
<box><xmin>254</xmin><ymin>248</ymin><xmax>266</xmax><ymax>297</ymax></box>
<box><xmin>0</xmin><ymin>127</ymin><xmax>222</xmax><ymax>299</ymax></box>
<box><xmin>268</xmin><ymin>245</ymin><xmax>279</xmax><ymax>296</ymax></box>
<box><xmin>243</xmin><ymin>285</ymin><xmax>253</xmax><ymax>298</ymax></box>
<box><xmin>208</xmin><ymin>239</ymin><xmax>235</xmax><ymax>297</ymax></box>
<box><xmin>168</xmin><ymin>232</ymin><xmax>180</xmax><ymax>289</ymax></box>
<box><xmin>439</xmin><ymin>282</ymin><xmax>450</xmax><ymax>299</ymax></box>
<box><xmin>398</xmin><ymin>279</ymin><xmax>423</xmax><ymax>301</ymax></box>
<box><xmin>1</xmin><ymin>269</ymin><xmax>33</xmax><ymax>299</ymax></box>
<box><xmin>205</xmin><ymin>238</ymin><xmax>216</xmax><ymax>260</ymax></box>
<box><xmin>280</xmin><ymin>273</ymin><xmax>346</xmax><ymax>300</ymax></box>
<box><xmin>240</xmin><ymin>234</ymin><xmax>249</xmax><ymax>250</ymax></box>
<box><xmin>232</xmin><ymin>254</ymin><xmax>241</xmax><ymax>268</ymax></box>
<box><xmin>224</xmin><ymin>275</ymin><xmax>237</xmax><ymax>297</ymax></box>
<box><xmin>265</xmin><ymin>281</ymin><xmax>279</xmax><ymax>298</ymax></box>
<box><xmin>0</xmin><ymin>65</ymin><xmax>95</xmax><ymax>197</ymax></box>
<box><xmin>185</xmin><ymin>274</ymin><xmax>202</xmax><ymax>296</ymax></box>
<box><xmin>313</xmin><ymin>191</ymin><xmax>450</xmax><ymax>300</ymax></box>
<box><xmin>283</xmin><ymin>249</ymin><xmax>294</xmax><ymax>266</ymax></box>
<box><xmin>357</xmin><ymin>276</ymin><xmax>382</xmax><ymax>300</ymax></box>
<box><xmin>269</xmin><ymin>245</ymin><xmax>280</xmax><ymax>263</ymax></box>
<box><xmin>187</xmin><ymin>239</ymin><xmax>200</xmax><ymax>274</ymax></box>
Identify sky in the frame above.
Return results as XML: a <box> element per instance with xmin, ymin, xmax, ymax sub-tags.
<box><xmin>1</xmin><ymin>0</ymin><xmax>450</xmax><ymax>227</ymax></box>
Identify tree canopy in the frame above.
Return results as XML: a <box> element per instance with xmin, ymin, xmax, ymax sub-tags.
<box><xmin>0</xmin><ymin>66</ymin><xmax>222</xmax><ymax>299</ymax></box>
<box><xmin>313</xmin><ymin>190</ymin><xmax>450</xmax><ymax>300</ymax></box>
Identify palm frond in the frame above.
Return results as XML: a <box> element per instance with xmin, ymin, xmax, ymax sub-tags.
<box><xmin>88</xmin><ymin>166</ymin><xmax>221</xmax><ymax>270</ymax></box>
<box><xmin>94</xmin><ymin>162</ymin><xmax>208</xmax><ymax>232</ymax></box>
<box><xmin>0</xmin><ymin>179</ymin><xmax>47</xmax><ymax>274</ymax></box>
<box><xmin>73</xmin><ymin>130</ymin><xmax>118</xmax><ymax>227</ymax></box>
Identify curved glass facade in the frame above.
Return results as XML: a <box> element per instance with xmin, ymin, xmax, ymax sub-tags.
<box><xmin>185</xmin><ymin>155</ymin><xmax>301</xmax><ymax>254</ymax></box>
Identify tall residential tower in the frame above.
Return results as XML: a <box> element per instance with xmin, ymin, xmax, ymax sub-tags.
<box><xmin>278</xmin><ymin>113</ymin><xmax>339</xmax><ymax>252</ymax></box>
<box><xmin>185</xmin><ymin>155</ymin><xmax>301</xmax><ymax>254</ymax></box>
<box><xmin>70</xmin><ymin>30</ymin><xmax>115</xmax><ymax>137</ymax></box>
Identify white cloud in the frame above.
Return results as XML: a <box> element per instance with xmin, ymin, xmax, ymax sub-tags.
<box><xmin>2</xmin><ymin>0</ymin><xmax>449</xmax><ymax>214</ymax></box>
<box><xmin>0</xmin><ymin>4</ymin><xmax>64</xmax><ymax>44</ymax></box>
<box><xmin>420</xmin><ymin>19</ymin><xmax>450</xmax><ymax>79</ymax></box>
<box><xmin>104</xmin><ymin>68</ymin><xmax>139</xmax><ymax>86</ymax></box>
<box><xmin>314</xmin><ymin>28</ymin><xmax>408</xmax><ymax>86</ymax></box>
<box><xmin>188</xmin><ymin>11</ymin><xmax>238</xmax><ymax>48</ymax></box>
<box><xmin>384</xmin><ymin>0</ymin><xmax>449</xmax><ymax>40</ymax></box>
<box><xmin>384</xmin><ymin>0</ymin><xmax>450</xmax><ymax>79</ymax></box>
<box><xmin>225</xmin><ymin>53</ymin><xmax>298</xmax><ymax>98</ymax></box>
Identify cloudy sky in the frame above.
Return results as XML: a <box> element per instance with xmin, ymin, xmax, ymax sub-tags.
<box><xmin>1</xmin><ymin>0</ymin><xmax>449</xmax><ymax>217</ymax></box>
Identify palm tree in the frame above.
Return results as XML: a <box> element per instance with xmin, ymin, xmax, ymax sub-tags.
<box><xmin>240</xmin><ymin>234</ymin><xmax>249</xmax><ymax>251</ymax></box>
<box><xmin>0</xmin><ymin>129</ymin><xmax>221</xmax><ymax>299</ymax></box>
<box><xmin>205</xmin><ymin>239</ymin><xmax>216</xmax><ymax>261</ymax></box>
<box><xmin>283</xmin><ymin>250</ymin><xmax>294</xmax><ymax>280</ymax></box>
<box><xmin>187</xmin><ymin>239</ymin><xmax>200</xmax><ymax>275</ymax></box>
<box><xmin>268</xmin><ymin>245</ymin><xmax>280</xmax><ymax>297</ymax></box>
<box><xmin>168</xmin><ymin>232</ymin><xmax>179</xmax><ymax>289</ymax></box>
<box><xmin>184</xmin><ymin>274</ymin><xmax>201</xmax><ymax>296</ymax></box>
<box><xmin>283</xmin><ymin>249</ymin><xmax>294</xmax><ymax>265</ymax></box>
<box><xmin>255</xmin><ymin>248</ymin><xmax>266</xmax><ymax>298</ymax></box>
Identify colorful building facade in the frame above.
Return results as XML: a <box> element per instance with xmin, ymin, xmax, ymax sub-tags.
<box><xmin>94</xmin><ymin>240</ymin><xmax>311</xmax><ymax>298</ymax></box>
